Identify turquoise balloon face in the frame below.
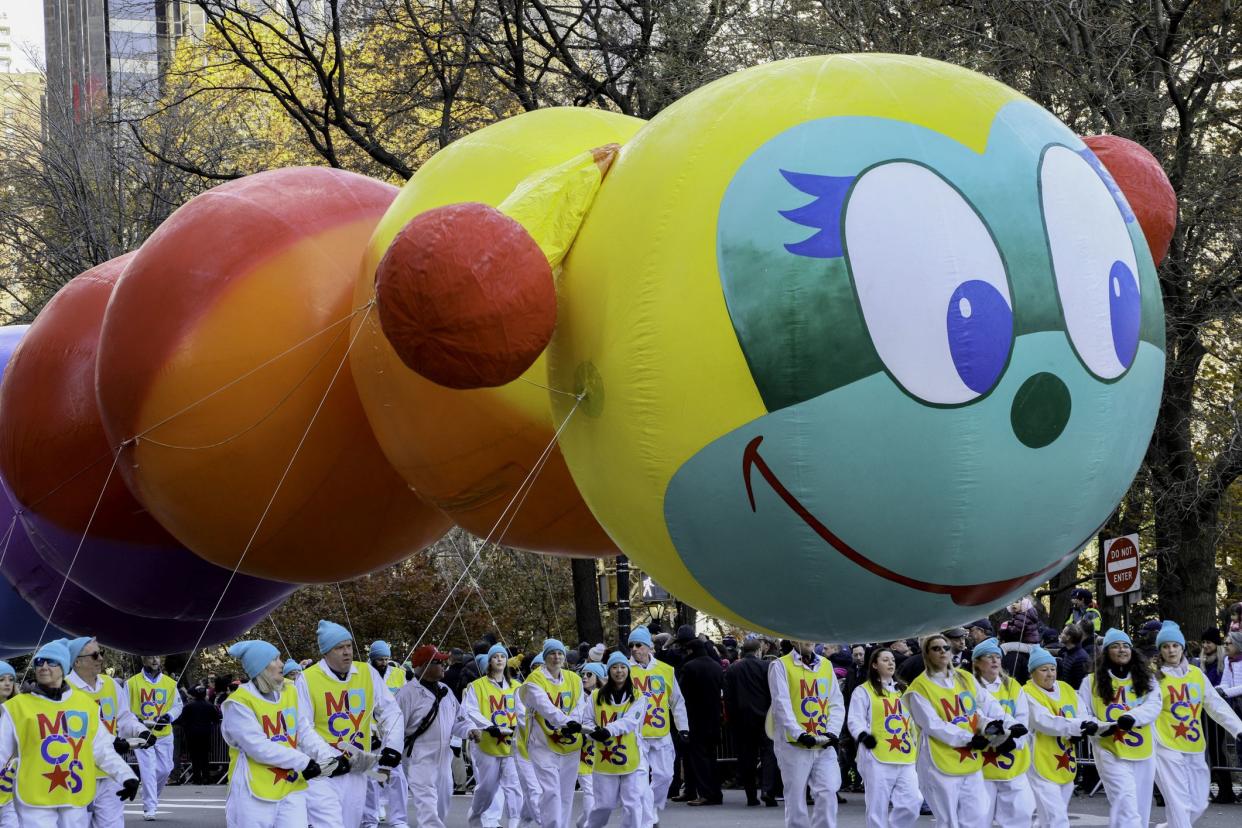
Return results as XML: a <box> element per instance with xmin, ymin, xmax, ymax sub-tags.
<box><xmin>664</xmin><ymin>101</ymin><xmax>1164</xmax><ymax>642</ymax></box>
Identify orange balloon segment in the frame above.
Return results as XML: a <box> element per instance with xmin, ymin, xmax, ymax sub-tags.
<box><xmin>95</xmin><ymin>167</ymin><xmax>452</xmax><ymax>582</ymax></box>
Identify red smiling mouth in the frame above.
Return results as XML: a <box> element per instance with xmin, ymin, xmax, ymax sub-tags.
<box><xmin>742</xmin><ymin>435</ymin><xmax>1080</xmax><ymax>607</ymax></box>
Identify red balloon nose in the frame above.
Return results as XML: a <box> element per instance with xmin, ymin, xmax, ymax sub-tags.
<box><xmin>375</xmin><ymin>202</ymin><xmax>556</xmax><ymax>389</ymax></box>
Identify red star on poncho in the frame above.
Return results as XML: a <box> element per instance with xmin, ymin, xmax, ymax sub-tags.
<box><xmin>1111</xmin><ymin>728</ymin><xmax>1129</xmax><ymax>743</ymax></box>
<box><xmin>270</xmin><ymin>766</ymin><xmax>294</xmax><ymax>784</ymax></box>
<box><xmin>956</xmin><ymin>746</ymin><xmax>976</xmax><ymax>763</ymax></box>
<box><xmin>599</xmin><ymin>746</ymin><xmax>614</xmax><ymax>764</ymax></box>
<box><xmin>644</xmin><ymin>711</ymin><xmax>655</xmax><ymax>727</ymax></box>
<box><xmin>801</xmin><ymin>719</ymin><xmax>820</xmax><ymax>734</ymax></box>
<box><xmin>982</xmin><ymin>750</ymin><xmax>1000</xmax><ymax>767</ymax></box>
<box><xmin>43</xmin><ymin>764</ymin><xmax>72</xmax><ymax>792</ymax></box>
<box><xmin>1055</xmin><ymin>752</ymin><xmax>1073</xmax><ymax>771</ymax></box>
<box><xmin>886</xmin><ymin>735</ymin><xmax>904</xmax><ymax>751</ymax></box>
<box><xmin>1173</xmin><ymin>721</ymin><xmax>1190</xmax><ymax>739</ymax></box>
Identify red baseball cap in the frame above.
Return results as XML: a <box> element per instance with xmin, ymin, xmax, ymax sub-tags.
<box><xmin>411</xmin><ymin>645</ymin><xmax>449</xmax><ymax>667</ymax></box>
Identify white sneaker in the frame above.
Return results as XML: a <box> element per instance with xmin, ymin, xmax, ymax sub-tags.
<box><xmin>143</xmin><ymin>814</ymin><xmax>156</xmax><ymax>821</ymax></box>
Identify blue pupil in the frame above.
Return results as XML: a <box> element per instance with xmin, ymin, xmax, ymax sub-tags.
<box><xmin>946</xmin><ymin>280</ymin><xmax>1013</xmax><ymax>394</ymax></box>
<box><xmin>1109</xmin><ymin>260</ymin><xmax>1140</xmax><ymax>370</ymax></box>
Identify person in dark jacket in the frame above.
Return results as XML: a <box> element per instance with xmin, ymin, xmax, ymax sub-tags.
<box><xmin>678</xmin><ymin>638</ymin><xmax>725</xmax><ymax>806</ymax></box>
<box><xmin>724</xmin><ymin>638</ymin><xmax>780</xmax><ymax>806</ymax></box>
<box><xmin>174</xmin><ymin>685</ymin><xmax>221</xmax><ymax>783</ymax></box>
<box><xmin>1057</xmin><ymin>623</ymin><xmax>1090</xmax><ymax>689</ymax></box>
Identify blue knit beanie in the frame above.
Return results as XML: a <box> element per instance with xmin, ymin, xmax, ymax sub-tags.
<box><xmin>487</xmin><ymin>644</ymin><xmax>508</xmax><ymax>663</ymax></box>
<box><xmin>606</xmin><ymin>651</ymin><xmax>629</xmax><ymax>671</ymax></box>
<box><xmin>627</xmin><ymin>627</ymin><xmax>653</xmax><ymax>648</ymax></box>
<box><xmin>65</xmin><ymin>636</ymin><xmax>94</xmax><ymax>665</ymax></box>
<box><xmin>1156</xmin><ymin>621</ymin><xmax>1185</xmax><ymax>648</ymax></box>
<box><xmin>970</xmin><ymin>637</ymin><xmax>1002</xmax><ymax>660</ymax></box>
<box><xmin>282</xmin><ymin>660</ymin><xmax>301</xmax><ymax>677</ymax></box>
<box><xmin>542</xmin><ymin>638</ymin><xmax>566</xmax><ymax>658</ymax></box>
<box><xmin>1101</xmin><ymin>628</ymin><xmax>1132</xmax><ymax>650</ymax></box>
<box><xmin>582</xmin><ymin>663</ymin><xmax>607</xmax><ymax>682</ymax></box>
<box><xmin>475</xmin><ymin>654</ymin><xmax>488</xmax><ymax>674</ymax></box>
<box><xmin>34</xmin><ymin>639</ymin><xmax>71</xmax><ymax>675</ymax></box>
<box><xmin>531</xmin><ymin>653</ymin><xmax>545</xmax><ymax>667</ymax></box>
<box><xmin>228</xmin><ymin>640</ymin><xmax>280</xmax><ymax>679</ymax></box>
<box><xmin>369</xmin><ymin>640</ymin><xmax>392</xmax><ymax>659</ymax></box>
<box><xmin>0</xmin><ymin>661</ymin><xmax>14</xmax><ymax>678</ymax></box>
<box><xmin>317</xmin><ymin>620</ymin><xmax>351</xmax><ymax>655</ymax></box>
<box><xmin>1027</xmin><ymin>645</ymin><xmax>1056</xmax><ymax>672</ymax></box>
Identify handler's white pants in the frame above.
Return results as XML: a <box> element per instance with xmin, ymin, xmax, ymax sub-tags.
<box><xmin>516</xmin><ymin>756</ymin><xmax>541</xmax><ymax>825</ymax></box>
<box><xmin>404</xmin><ymin>753</ymin><xmax>453</xmax><ymax>828</ymax></box>
<box><xmin>856</xmin><ymin>751</ymin><xmax>920</xmax><ymax>828</ymax></box>
<box><xmin>469</xmin><ymin>752</ymin><xmax>522</xmax><ymax>828</ymax></box>
<box><xmin>529</xmin><ymin>747</ymin><xmax>578</xmax><ymax>828</ymax></box>
<box><xmin>0</xmin><ymin>802</ymin><xmax>18</xmax><ymax>828</ymax></box>
<box><xmin>584</xmin><ymin>772</ymin><xmax>644</xmax><ymax>828</ymax></box>
<box><xmin>984</xmin><ymin>775</ymin><xmax>1034</xmax><ymax>827</ymax></box>
<box><xmin>638</xmin><ymin>736</ymin><xmax>673</xmax><ymax>825</ymax></box>
<box><xmin>12</xmin><ymin>803</ymin><xmax>90</xmax><ymax>827</ymax></box>
<box><xmin>136</xmin><ymin>737</ymin><xmax>174</xmax><ymax>816</ymax></box>
<box><xmin>773</xmin><ymin>739</ymin><xmax>841</xmax><ymax>828</ymax></box>
<box><xmin>1094</xmin><ymin>748</ymin><xmax>1155</xmax><ymax>828</ymax></box>
<box><xmin>1028</xmin><ymin>773</ymin><xmax>1072</xmax><ymax>828</ymax></box>
<box><xmin>913</xmin><ymin>755</ymin><xmax>986</xmax><ymax>828</ymax></box>
<box><xmin>227</xmin><ymin>787</ymin><xmax>308</xmax><ymax>828</ymax></box>
<box><xmin>87</xmin><ymin>777</ymin><xmax>124</xmax><ymax>827</ymax></box>
<box><xmin>363</xmin><ymin>763</ymin><xmax>410</xmax><ymax>827</ymax></box>
<box><xmin>575</xmin><ymin>775</ymin><xmax>593</xmax><ymax>828</ymax></box>
<box><xmin>1154</xmin><ymin>745</ymin><xmax>1210</xmax><ymax>828</ymax></box>
<box><xmin>307</xmin><ymin>772</ymin><xmax>368</xmax><ymax>828</ymax></box>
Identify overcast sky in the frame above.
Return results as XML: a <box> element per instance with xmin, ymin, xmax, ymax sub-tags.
<box><xmin>4</xmin><ymin>0</ymin><xmax>45</xmax><ymax>73</ymax></box>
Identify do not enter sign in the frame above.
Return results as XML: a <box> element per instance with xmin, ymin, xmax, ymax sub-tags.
<box><xmin>1104</xmin><ymin>534</ymin><xmax>1141</xmax><ymax>596</ymax></box>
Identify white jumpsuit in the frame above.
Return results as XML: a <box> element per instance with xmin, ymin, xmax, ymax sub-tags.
<box><xmin>904</xmin><ymin>669</ymin><xmax>1014</xmax><ymax>828</ymax></box>
<box><xmin>127</xmin><ymin>671</ymin><xmax>183</xmax><ymax>819</ymax></box>
<box><xmin>581</xmin><ymin>693</ymin><xmax>648</xmax><ymax>828</ymax></box>
<box><xmin>514</xmin><ymin>693</ymin><xmax>542</xmax><ymax>826</ymax></box>
<box><xmin>846</xmin><ymin>681</ymin><xmax>920</xmax><ymax>828</ymax></box>
<box><xmin>976</xmin><ymin>675</ymin><xmax>1035</xmax><ymax>828</ymax></box>
<box><xmin>1022</xmin><ymin>682</ymin><xmax>1096</xmax><ymax>828</ymax></box>
<box><xmin>0</xmin><ymin>688</ymin><xmax>137</xmax><ymax>828</ymax></box>
<box><xmin>627</xmin><ymin>657</ymin><xmax>687</xmax><ymax>828</ymax></box>
<box><xmin>519</xmin><ymin>668</ymin><xmax>589</xmax><ymax>828</ymax></box>
<box><xmin>296</xmin><ymin>660</ymin><xmax>405</xmax><ymax>828</ymax></box>
<box><xmin>1077</xmin><ymin>672</ymin><xmax>1162</xmax><ymax>828</ymax></box>
<box><xmin>66</xmin><ymin>671</ymin><xmax>144</xmax><ymax>828</ymax></box>
<box><xmin>768</xmin><ymin>653</ymin><xmax>845</xmax><ymax>828</ymax></box>
<box><xmin>1152</xmin><ymin>662</ymin><xmax>1242</xmax><ymax>828</ymax></box>
<box><xmin>396</xmin><ymin>679</ymin><xmax>460</xmax><ymax>828</ymax></box>
<box><xmin>221</xmin><ymin>680</ymin><xmax>337</xmax><ymax>828</ymax></box>
<box><xmin>458</xmin><ymin>678</ymin><xmax>524</xmax><ymax>828</ymax></box>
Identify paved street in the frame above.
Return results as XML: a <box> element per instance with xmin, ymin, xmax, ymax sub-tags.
<box><xmin>125</xmin><ymin>786</ymin><xmax>1242</xmax><ymax>826</ymax></box>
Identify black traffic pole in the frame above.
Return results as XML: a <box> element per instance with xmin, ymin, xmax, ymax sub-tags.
<box><xmin>616</xmin><ymin>554</ymin><xmax>631</xmax><ymax>647</ymax></box>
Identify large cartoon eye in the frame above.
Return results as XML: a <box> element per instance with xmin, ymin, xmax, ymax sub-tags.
<box><xmin>844</xmin><ymin>162</ymin><xmax>1013</xmax><ymax>405</ymax></box>
<box><xmin>1040</xmin><ymin>145</ymin><xmax>1141</xmax><ymax>379</ymax></box>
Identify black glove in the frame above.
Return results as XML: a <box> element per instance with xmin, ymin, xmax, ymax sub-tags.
<box><xmin>113</xmin><ymin>736</ymin><xmax>131</xmax><ymax>755</ymax></box>
<box><xmin>822</xmin><ymin>732</ymin><xmax>839</xmax><ymax>749</ymax></box>
<box><xmin>154</xmin><ymin>714</ymin><xmax>171</xmax><ymax>726</ymax></box>
<box><xmin>677</xmin><ymin>730</ymin><xmax>690</xmax><ymax>745</ymax></box>
<box><xmin>486</xmin><ymin>725</ymin><xmax>503</xmax><ymax>739</ymax></box>
<box><xmin>796</xmin><ymin>733</ymin><xmax>818</xmax><ymax>748</ymax></box>
<box><xmin>967</xmin><ymin>733</ymin><xmax>990</xmax><ymax>751</ymax></box>
<box><xmin>301</xmin><ymin>759</ymin><xmax>322</xmax><ymax>781</ymax></box>
<box><xmin>1097</xmin><ymin>723</ymin><xmax>1117</xmax><ymax>738</ymax></box>
<box><xmin>138</xmin><ymin>730</ymin><xmax>156</xmax><ymax>749</ymax></box>
<box><xmin>858</xmin><ymin>731</ymin><xmax>878</xmax><ymax>750</ymax></box>
<box><xmin>1008</xmin><ymin>723</ymin><xmax>1029</xmax><ymax>739</ymax></box>
<box><xmin>379</xmin><ymin>748</ymin><xmax>402</xmax><ymax>769</ymax></box>
<box><xmin>371</xmin><ymin>732</ymin><xmax>382</xmax><ymax>751</ymax></box>
<box><xmin>1080</xmin><ymin>721</ymin><xmax>1099</xmax><ymax>737</ymax></box>
<box><xmin>451</xmin><ymin>745</ymin><xmax>462</xmax><ymax>757</ymax></box>
<box><xmin>994</xmin><ymin>736</ymin><xmax>1017</xmax><ymax>755</ymax></box>
<box><xmin>1115</xmin><ymin>714</ymin><xmax>1136</xmax><ymax>731</ymax></box>
<box><xmin>117</xmin><ymin>778</ymin><xmax>139</xmax><ymax>801</ymax></box>
<box><xmin>983</xmin><ymin>719</ymin><xmax>1005</xmax><ymax>738</ymax></box>
<box><xmin>560</xmin><ymin>720</ymin><xmax>582</xmax><ymax>736</ymax></box>
<box><xmin>591</xmin><ymin>726</ymin><xmax>612</xmax><ymax>743</ymax></box>
<box><xmin>1218</xmin><ymin>685</ymin><xmax>1229</xmax><ymax>697</ymax></box>
<box><xmin>330</xmin><ymin>754</ymin><xmax>351</xmax><ymax>777</ymax></box>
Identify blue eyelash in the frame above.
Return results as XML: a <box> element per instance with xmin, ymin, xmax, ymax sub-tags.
<box><xmin>778</xmin><ymin>170</ymin><xmax>854</xmax><ymax>259</ymax></box>
<box><xmin>1077</xmin><ymin>150</ymin><xmax>1135</xmax><ymax>224</ymax></box>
